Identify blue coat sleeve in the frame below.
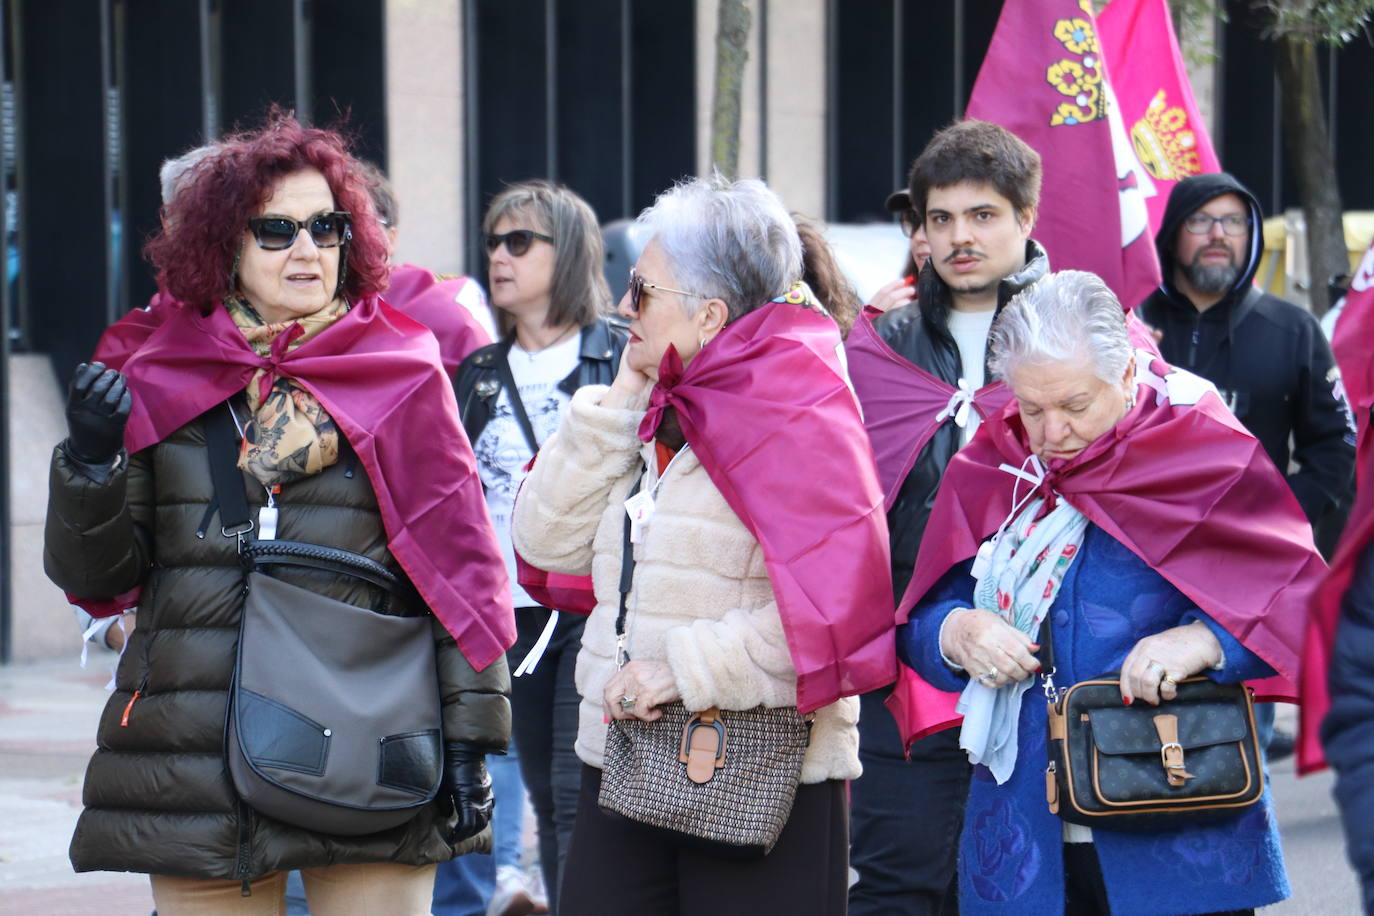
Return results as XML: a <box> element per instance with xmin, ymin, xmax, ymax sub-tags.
<box><xmin>1179</xmin><ymin>609</ymin><xmax>1276</xmax><ymax>683</ymax></box>
<box><xmin>1322</xmin><ymin>538</ymin><xmax>1374</xmax><ymax>914</ymax></box>
<box><xmin>897</xmin><ymin>559</ymin><xmax>975</xmax><ymax>693</ymax></box>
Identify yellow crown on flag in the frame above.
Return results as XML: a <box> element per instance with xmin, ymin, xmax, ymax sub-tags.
<box><xmin>1129</xmin><ymin>89</ymin><xmax>1203</xmax><ymax>180</ymax></box>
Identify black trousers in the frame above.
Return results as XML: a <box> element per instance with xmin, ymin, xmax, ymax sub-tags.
<box><xmin>849</xmin><ymin>687</ymin><xmax>971</xmax><ymax>916</ymax></box>
<box><xmin>1063</xmin><ymin>844</ymin><xmax>1255</xmax><ymax>916</ymax></box>
<box><xmin>508</xmin><ymin>607</ymin><xmax>586</xmax><ymax>915</ymax></box>
<box><xmin>560</xmin><ymin>765</ymin><xmax>850</xmax><ymax>916</ymax></box>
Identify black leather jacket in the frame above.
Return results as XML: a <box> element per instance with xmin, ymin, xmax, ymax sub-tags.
<box><xmin>871</xmin><ymin>241</ymin><xmax>1049</xmax><ymax>599</ymax></box>
<box><xmin>454</xmin><ymin>317</ymin><xmax>628</xmax><ymax>445</ymax></box>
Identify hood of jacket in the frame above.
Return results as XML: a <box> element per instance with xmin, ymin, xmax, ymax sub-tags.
<box><xmin>1155</xmin><ymin>172</ymin><xmax>1264</xmax><ymax>314</ymax></box>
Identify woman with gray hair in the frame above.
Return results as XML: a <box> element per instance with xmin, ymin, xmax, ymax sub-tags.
<box><xmin>892</xmin><ymin>270</ymin><xmax>1318</xmax><ymax>915</ymax></box>
<box><xmin>512</xmin><ymin>175</ymin><xmax>895</xmax><ymax>914</ymax></box>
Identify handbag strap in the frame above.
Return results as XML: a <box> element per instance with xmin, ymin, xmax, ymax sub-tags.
<box><xmin>494</xmin><ymin>339</ymin><xmax>541</xmax><ymax>454</ymax></box>
<box><xmin>204</xmin><ymin>400</ymin><xmax>405</xmax><ymax>609</ymax></box>
<box><xmin>614</xmin><ymin>471</ymin><xmax>645</xmax><ymax>665</ymax></box>
<box><xmin>204</xmin><ymin>401</ymin><xmax>254</xmax><ymax>539</ymax></box>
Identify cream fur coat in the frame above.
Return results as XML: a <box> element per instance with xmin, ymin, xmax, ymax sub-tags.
<box><xmin>511</xmin><ymin>385</ymin><xmax>861</xmax><ymax>784</ymax></box>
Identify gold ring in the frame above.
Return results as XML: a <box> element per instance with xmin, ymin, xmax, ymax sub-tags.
<box><xmin>619</xmin><ymin>694</ymin><xmax>637</xmax><ymax>710</ymax></box>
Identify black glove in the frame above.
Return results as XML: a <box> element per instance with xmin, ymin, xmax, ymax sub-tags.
<box><xmin>442</xmin><ymin>742</ymin><xmax>494</xmax><ymax>844</ymax></box>
<box><xmin>64</xmin><ymin>362</ymin><xmax>131</xmax><ymax>464</ymax></box>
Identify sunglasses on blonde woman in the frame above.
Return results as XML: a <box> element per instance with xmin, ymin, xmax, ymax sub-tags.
<box><xmin>483</xmin><ymin>229</ymin><xmax>554</xmax><ymax>257</ymax></box>
<box><xmin>627</xmin><ymin>267</ymin><xmax>710</xmax><ymax>314</ymax></box>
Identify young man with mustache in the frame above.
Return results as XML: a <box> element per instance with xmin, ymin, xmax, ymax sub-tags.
<box><xmin>1138</xmin><ymin>172</ymin><xmax>1355</xmax><ymax>759</ymax></box>
<box><xmin>848</xmin><ymin>119</ymin><xmax>1049</xmax><ymax>916</ymax></box>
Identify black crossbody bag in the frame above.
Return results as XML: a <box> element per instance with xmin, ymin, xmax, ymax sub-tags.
<box><xmin>1041</xmin><ymin>617</ymin><xmax>1265</xmax><ymax>831</ymax></box>
<box><xmin>206</xmin><ymin>402</ymin><xmax>444</xmax><ymax>836</ymax></box>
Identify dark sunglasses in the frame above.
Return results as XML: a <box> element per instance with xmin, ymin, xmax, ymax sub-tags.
<box><xmin>627</xmin><ymin>267</ymin><xmax>709</xmax><ymax>314</ymax></box>
<box><xmin>247</xmin><ymin>211</ymin><xmax>351</xmax><ymax>251</ymax></box>
<box><xmin>483</xmin><ymin>229</ymin><xmax>554</xmax><ymax>257</ymax></box>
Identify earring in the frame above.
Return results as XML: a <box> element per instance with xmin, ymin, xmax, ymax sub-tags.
<box><xmin>699</xmin><ymin>336</ymin><xmax>708</xmax><ymax>350</ymax></box>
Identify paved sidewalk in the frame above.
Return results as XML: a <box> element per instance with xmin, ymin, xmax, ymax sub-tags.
<box><xmin>0</xmin><ymin>658</ymin><xmax>153</xmax><ymax>915</ymax></box>
<box><xmin>0</xmin><ymin>658</ymin><xmax>1360</xmax><ymax>914</ymax></box>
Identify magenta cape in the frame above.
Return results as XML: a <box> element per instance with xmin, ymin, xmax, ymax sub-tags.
<box><xmin>384</xmin><ymin>264</ymin><xmax>492</xmax><ymax>381</ymax></box>
<box><xmin>112</xmin><ymin>296</ymin><xmax>515</xmax><ymax>669</ymax></box>
<box><xmin>639</xmin><ymin>302</ymin><xmax>897</xmax><ymax>713</ymax></box>
<box><xmin>1300</xmin><ymin>243</ymin><xmax>1374</xmax><ymax>773</ymax></box>
<box><xmin>845</xmin><ymin>308</ymin><xmax>1013</xmax><ymax>509</ymax></box>
<box><xmin>888</xmin><ymin>354</ymin><xmax>1323</xmax><ymax>746</ymax></box>
<box><xmin>92</xmin><ymin>290</ymin><xmax>177</xmax><ymax>371</ymax></box>
<box><xmin>1098</xmin><ymin>0</ymin><xmax>1221</xmax><ymax>237</ymax></box>
<box><xmin>966</xmin><ymin>0</ymin><xmax>1161</xmax><ymax>310</ymax></box>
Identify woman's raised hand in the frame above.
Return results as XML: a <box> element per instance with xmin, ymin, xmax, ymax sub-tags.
<box><xmin>941</xmin><ymin>607</ymin><xmax>1040</xmax><ymax>689</ymax></box>
<box><xmin>64</xmin><ymin>362</ymin><xmax>132</xmax><ymax>464</ymax></box>
<box><xmin>601</xmin><ymin>345</ymin><xmax>653</xmax><ymax>409</ymax></box>
<box><xmin>1119</xmin><ymin>620</ymin><xmax>1224</xmax><ymax>706</ymax></box>
<box><xmin>868</xmin><ymin>275</ymin><xmax>917</xmax><ymax>313</ymax></box>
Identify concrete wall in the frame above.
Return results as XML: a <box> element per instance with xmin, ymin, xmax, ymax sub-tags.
<box><xmin>385</xmin><ymin>0</ymin><xmax>466</xmax><ymax>274</ymax></box>
<box><xmin>7</xmin><ymin>356</ymin><xmax>77</xmax><ymax>662</ymax></box>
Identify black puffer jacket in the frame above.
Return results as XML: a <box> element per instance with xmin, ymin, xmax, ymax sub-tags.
<box><xmin>872</xmin><ymin>241</ymin><xmax>1049</xmax><ymax>598</ymax></box>
<box><xmin>455</xmin><ymin>317</ymin><xmax>628</xmax><ymax>445</ymax></box>
<box><xmin>1138</xmin><ymin>172</ymin><xmax>1355</xmax><ymax>524</ymax></box>
<box><xmin>44</xmin><ymin>402</ymin><xmax>510</xmax><ymax>880</ymax></box>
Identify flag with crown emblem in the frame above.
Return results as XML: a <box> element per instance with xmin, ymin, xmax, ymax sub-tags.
<box><xmin>1098</xmin><ymin>0</ymin><xmax>1222</xmax><ymax>236</ymax></box>
<box><xmin>965</xmin><ymin>0</ymin><xmax>1161</xmax><ymax>310</ymax></box>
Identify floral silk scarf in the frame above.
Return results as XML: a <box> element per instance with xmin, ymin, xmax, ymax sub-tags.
<box><xmin>957</xmin><ymin>493</ymin><xmax>1087</xmax><ymax>784</ymax></box>
<box><xmin>226</xmin><ymin>297</ymin><xmax>346</xmax><ymax>487</ymax></box>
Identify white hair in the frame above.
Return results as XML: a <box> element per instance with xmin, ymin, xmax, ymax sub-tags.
<box><xmin>636</xmin><ymin>174</ymin><xmax>802</xmax><ymax>322</ymax></box>
<box><xmin>158</xmin><ymin>144</ymin><xmax>218</xmax><ymax>206</ymax></box>
<box><xmin>988</xmin><ymin>270</ymin><xmax>1132</xmax><ymax>385</ymax></box>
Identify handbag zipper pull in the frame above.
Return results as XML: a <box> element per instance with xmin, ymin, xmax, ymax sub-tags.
<box><xmin>120</xmin><ymin>675</ymin><xmax>149</xmax><ymax>726</ymax></box>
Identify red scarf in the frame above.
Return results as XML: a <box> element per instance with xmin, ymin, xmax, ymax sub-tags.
<box><xmin>638</xmin><ymin>301</ymin><xmax>896</xmax><ymax>713</ymax></box>
<box><xmin>888</xmin><ymin>352</ymin><xmax>1323</xmax><ymax>745</ymax></box>
<box><xmin>103</xmin><ymin>297</ymin><xmax>514</xmax><ymax>668</ymax></box>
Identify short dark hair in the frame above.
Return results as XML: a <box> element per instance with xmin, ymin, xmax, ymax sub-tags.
<box><xmin>908</xmin><ymin>120</ymin><xmax>1042</xmax><ymax>222</ymax></box>
<box><xmin>482</xmin><ymin>180</ymin><xmax>611</xmax><ymax>335</ymax></box>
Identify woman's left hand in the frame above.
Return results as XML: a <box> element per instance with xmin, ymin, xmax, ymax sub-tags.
<box><xmin>604</xmin><ymin>659</ymin><xmax>681</xmax><ymax>722</ymax></box>
<box><xmin>1119</xmin><ymin>620</ymin><xmax>1224</xmax><ymax>706</ymax></box>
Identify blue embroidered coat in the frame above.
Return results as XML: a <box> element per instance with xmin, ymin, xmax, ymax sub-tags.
<box><xmin>899</xmin><ymin>525</ymin><xmax>1289</xmax><ymax>916</ymax></box>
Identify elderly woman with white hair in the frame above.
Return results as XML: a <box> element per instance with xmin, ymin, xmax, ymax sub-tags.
<box><xmin>512</xmin><ymin>175</ymin><xmax>895</xmax><ymax>915</ymax></box>
<box><xmin>895</xmin><ymin>271</ymin><xmax>1322</xmax><ymax>916</ymax></box>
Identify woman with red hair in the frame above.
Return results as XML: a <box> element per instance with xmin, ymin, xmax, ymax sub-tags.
<box><xmin>44</xmin><ymin>114</ymin><xmax>514</xmax><ymax>914</ymax></box>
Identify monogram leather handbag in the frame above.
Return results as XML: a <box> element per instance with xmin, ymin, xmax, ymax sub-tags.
<box><xmin>1043</xmin><ymin>620</ymin><xmax>1264</xmax><ymax>832</ymax></box>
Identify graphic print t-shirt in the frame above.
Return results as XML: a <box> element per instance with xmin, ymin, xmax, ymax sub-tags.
<box><xmin>474</xmin><ymin>333</ymin><xmax>582</xmax><ymax>607</ymax></box>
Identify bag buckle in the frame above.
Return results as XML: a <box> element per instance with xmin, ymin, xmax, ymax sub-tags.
<box><xmin>679</xmin><ymin>708</ymin><xmax>727</xmax><ymax>785</ymax></box>
<box><xmin>1154</xmin><ymin>712</ymin><xmax>1196</xmax><ymax>787</ymax></box>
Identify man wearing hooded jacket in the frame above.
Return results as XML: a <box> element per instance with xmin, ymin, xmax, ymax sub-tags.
<box><xmin>848</xmin><ymin>120</ymin><xmax>1050</xmax><ymax>916</ymax></box>
<box><xmin>1138</xmin><ymin>173</ymin><xmax>1354</xmax><ymax>532</ymax></box>
<box><xmin>1139</xmin><ymin>173</ymin><xmax>1354</xmax><ymax>757</ymax></box>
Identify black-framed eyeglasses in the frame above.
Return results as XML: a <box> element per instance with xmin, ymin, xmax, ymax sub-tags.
<box><xmin>627</xmin><ymin>267</ymin><xmax>710</xmax><ymax>314</ymax></box>
<box><xmin>247</xmin><ymin>211</ymin><xmax>351</xmax><ymax>251</ymax></box>
<box><xmin>483</xmin><ymin>229</ymin><xmax>554</xmax><ymax>257</ymax></box>
<box><xmin>898</xmin><ymin>209</ymin><xmax>922</xmax><ymax>238</ymax></box>
<box><xmin>1183</xmin><ymin>213</ymin><xmax>1250</xmax><ymax>237</ymax></box>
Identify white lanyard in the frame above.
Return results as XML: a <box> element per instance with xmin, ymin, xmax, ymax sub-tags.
<box><xmin>624</xmin><ymin>444</ymin><xmax>693</xmax><ymax>544</ymax></box>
